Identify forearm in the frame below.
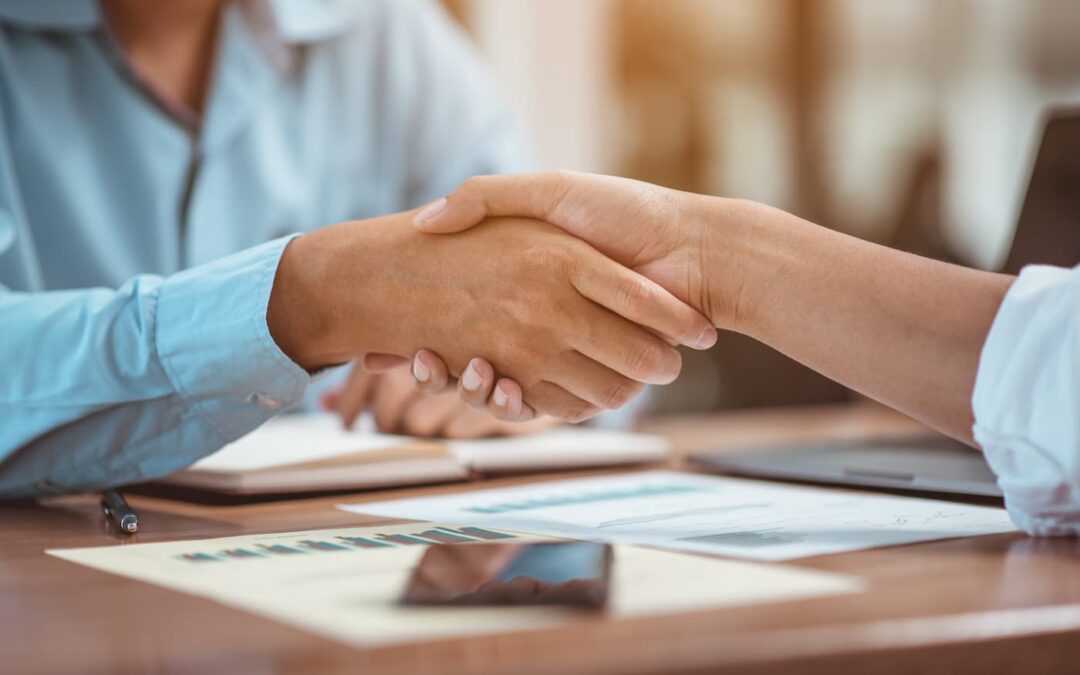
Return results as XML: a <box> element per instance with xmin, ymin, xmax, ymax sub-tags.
<box><xmin>0</xmin><ymin>238</ymin><xmax>310</xmax><ymax>496</ymax></box>
<box><xmin>699</xmin><ymin>197</ymin><xmax>1014</xmax><ymax>442</ymax></box>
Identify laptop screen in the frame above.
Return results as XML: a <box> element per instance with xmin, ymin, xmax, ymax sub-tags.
<box><xmin>1001</xmin><ymin>108</ymin><xmax>1080</xmax><ymax>274</ymax></box>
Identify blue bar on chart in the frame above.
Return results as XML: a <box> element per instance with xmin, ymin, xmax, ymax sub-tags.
<box><xmin>335</xmin><ymin>536</ymin><xmax>393</xmax><ymax>548</ymax></box>
<box><xmin>455</xmin><ymin>526</ymin><xmax>515</xmax><ymax>540</ymax></box>
<box><xmin>257</xmin><ymin>544</ymin><xmax>306</xmax><ymax>555</ymax></box>
<box><xmin>415</xmin><ymin>528</ymin><xmax>473</xmax><ymax>544</ymax></box>
<box><xmin>300</xmin><ymin>540</ymin><xmax>350</xmax><ymax>552</ymax></box>
<box><xmin>375</xmin><ymin>534</ymin><xmax>431</xmax><ymax>545</ymax></box>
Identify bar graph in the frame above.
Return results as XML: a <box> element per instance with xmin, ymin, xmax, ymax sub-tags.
<box><xmin>463</xmin><ymin>483</ymin><xmax>706</xmax><ymax>514</ymax></box>
<box><xmin>174</xmin><ymin>525</ymin><xmax>520</xmax><ymax>563</ymax></box>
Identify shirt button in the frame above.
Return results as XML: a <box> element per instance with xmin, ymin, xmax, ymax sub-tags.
<box><xmin>250</xmin><ymin>393</ymin><xmax>285</xmax><ymax>410</ymax></box>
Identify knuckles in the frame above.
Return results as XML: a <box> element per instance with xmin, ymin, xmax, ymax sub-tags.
<box><xmin>600</xmin><ymin>378</ymin><xmax>645</xmax><ymax>409</ymax></box>
<box><xmin>563</xmin><ymin>400</ymin><xmax>601</xmax><ymax>424</ymax></box>
<box><xmin>626</xmin><ymin>342</ymin><xmax>667</xmax><ymax>382</ymax></box>
<box><xmin>615</xmin><ymin>274</ymin><xmax>655</xmax><ymax>312</ymax></box>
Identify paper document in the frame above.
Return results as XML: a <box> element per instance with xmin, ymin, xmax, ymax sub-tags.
<box><xmin>190</xmin><ymin>414</ymin><xmax>421</xmax><ymax>471</ymax></box>
<box><xmin>48</xmin><ymin>522</ymin><xmax>858</xmax><ymax>645</ymax></box>
<box><xmin>448</xmin><ymin>427</ymin><xmax>670</xmax><ymax>472</ymax></box>
<box><xmin>340</xmin><ymin>471</ymin><xmax>1018</xmax><ymax>561</ymax></box>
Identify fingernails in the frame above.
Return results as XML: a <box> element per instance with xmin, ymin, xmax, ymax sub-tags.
<box><xmin>413</xmin><ymin>197</ymin><xmax>447</xmax><ymax>225</ymax></box>
<box><xmin>694</xmin><ymin>326</ymin><xmax>718</xmax><ymax>349</ymax></box>
<box><xmin>492</xmin><ymin>384</ymin><xmax>509</xmax><ymax>407</ymax></box>
<box><xmin>461</xmin><ymin>362</ymin><xmax>482</xmax><ymax>391</ymax></box>
<box><xmin>412</xmin><ymin>356</ymin><xmax>430</xmax><ymax>383</ymax></box>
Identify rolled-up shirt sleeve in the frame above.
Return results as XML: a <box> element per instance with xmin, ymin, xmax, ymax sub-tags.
<box><xmin>972</xmin><ymin>264</ymin><xmax>1080</xmax><ymax>535</ymax></box>
<box><xmin>0</xmin><ymin>236</ymin><xmax>310</xmax><ymax>498</ymax></box>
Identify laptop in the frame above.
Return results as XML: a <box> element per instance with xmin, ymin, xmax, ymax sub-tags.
<box><xmin>689</xmin><ymin>107</ymin><xmax>1080</xmax><ymax>499</ymax></box>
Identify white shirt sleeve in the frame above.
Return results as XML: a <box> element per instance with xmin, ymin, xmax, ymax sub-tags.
<box><xmin>972</xmin><ymin>264</ymin><xmax>1080</xmax><ymax>535</ymax></box>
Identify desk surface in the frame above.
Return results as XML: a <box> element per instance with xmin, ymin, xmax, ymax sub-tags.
<box><xmin>4</xmin><ymin>403</ymin><xmax>1080</xmax><ymax>675</ymax></box>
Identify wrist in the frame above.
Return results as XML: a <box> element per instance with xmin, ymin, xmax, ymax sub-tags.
<box><xmin>267</xmin><ymin>233</ymin><xmax>345</xmax><ymax>371</ymax></box>
<box><xmin>685</xmin><ymin>195</ymin><xmax>792</xmax><ymax>335</ymax></box>
<box><xmin>268</xmin><ymin>214</ymin><xmax>439</xmax><ymax>371</ymax></box>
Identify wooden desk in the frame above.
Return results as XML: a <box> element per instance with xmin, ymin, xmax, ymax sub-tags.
<box><xmin>4</xmin><ymin>403</ymin><xmax>1080</xmax><ymax>675</ymax></box>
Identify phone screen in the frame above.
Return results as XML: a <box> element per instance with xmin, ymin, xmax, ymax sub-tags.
<box><xmin>401</xmin><ymin>542</ymin><xmax>612</xmax><ymax>607</ymax></box>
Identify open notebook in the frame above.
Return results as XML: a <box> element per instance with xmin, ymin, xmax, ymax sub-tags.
<box><xmin>160</xmin><ymin>414</ymin><xmax>671</xmax><ymax>494</ymax></box>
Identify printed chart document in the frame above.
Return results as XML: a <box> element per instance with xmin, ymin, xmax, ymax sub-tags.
<box><xmin>48</xmin><ymin>522</ymin><xmax>858</xmax><ymax>645</ymax></box>
<box><xmin>340</xmin><ymin>471</ymin><xmax>1018</xmax><ymax>561</ymax></box>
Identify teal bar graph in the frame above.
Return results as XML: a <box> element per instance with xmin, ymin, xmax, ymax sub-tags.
<box><xmin>175</xmin><ymin>526</ymin><xmax>519</xmax><ymax>563</ymax></box>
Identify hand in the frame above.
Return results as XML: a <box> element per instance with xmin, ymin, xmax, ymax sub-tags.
<box><xmin>320</xmin><ymin>361</ymin><xmax>559</xmax><ymax>438</ymax></box>
<box><xmin>406</xmin><ymin>171</ymin><xmax>728</xmax><ymax>419</ymax></box>
<box><xmin>267</xmin><ymin>212</ymin><xmax>716</xmax><ymax>422</ymax></box>
<box><xmin>413</xmin><ymin>171</ymin><xmax>724</xmax><ymax>319</ymax></box>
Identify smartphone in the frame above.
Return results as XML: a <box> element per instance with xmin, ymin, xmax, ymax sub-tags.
<box><xmin>401</xmin><ymin>542</ymin><xmax>613</xmax><ymax>608</ymax></box>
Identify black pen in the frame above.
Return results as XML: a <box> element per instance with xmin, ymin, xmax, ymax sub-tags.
<box><xmin>101</xmin><ymin>489</ymin><xmax>139</xmax><ymax>534</ymax></box>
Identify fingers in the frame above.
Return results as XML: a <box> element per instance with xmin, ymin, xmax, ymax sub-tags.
<box><xmin>332</xmin><ymin>365</ymin><xmax>377</xmax><ymax>429</ymax></box>
<box><xmin>457</xmin><ymin>357</ymin><xmax>496</xmax><ymax>408</ymax></box>
<box><xmin>408</xmin><ymin>351</ymin><xmax>574</xmax><ymax>424</ymax></box>
<box><xmin>435</xmin><ymin>404</ymin><xmax>546</xmax><ymax>439</ymax></box>
<box><xmin>414</xmin><ymin>352</ymin><xmax>536</xmax><ymax>424</ymax></box>
<box><xmin>540</xmin><ymin>349</ymin><xmax>648</xmax><ymax>413</ymax></box>
<box><xmin>521</xmin><ymin>381</ymin><xmax>601</xmax><ymax>424</ymax></box>
<box><xmin>564</xmin><ymin>294</ymin><xmax>683</xmax><ymax>386</ymax></box>
<box><xmin>397</xmin><ymin>393</ymin><xmax>463</xmax><ymax>438</ymax></box>
<box><xmin>571</xmin><ymin>252</ymin><xmax>717</xmax><ymax>351</ymax></box>
<box><xmin>487</xmin><ymin>378</ymin><xmax>536</xmax><ymax>423</ymax></box>
<box><xmin>371</xmin><ymin>369</ymin><xmax>422</xmax><ymax>434</ymax></box>
<box><xmin>412</xmin><ymin>349</ymin><xmax>452</xmax><ymax>393</ymax></box>
<box><xmin>412</xmin><ymin>172</ymin><xmax>573</xmax><ymax>233</ymax></box>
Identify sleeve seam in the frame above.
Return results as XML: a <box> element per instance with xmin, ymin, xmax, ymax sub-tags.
<box><xmin>152</xmin><ymin>275</ymin><xmax>229</xmax><ymax>449</ymax></box>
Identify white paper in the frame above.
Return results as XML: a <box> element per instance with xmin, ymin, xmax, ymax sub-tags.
<box><xmin>190</xmin><ymin>414</ymin><xmax>416</xmax><ymax>471</ymax></box>
<box><xmin>48</xmin><ymin>522</ymin><xmax>859</xmax><ymax>645</ymax></box>
<box><xmin>449</xmin><ymin>427</ymin><xmax>670</xmax><ymax>471</ymax></box>
<box><xmin>340</xmin><ymin>471</ymin><xmax>1018</xmax><ymax>561</ymax></box>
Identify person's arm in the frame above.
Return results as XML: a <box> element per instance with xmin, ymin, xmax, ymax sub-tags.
<box><xmin>693</xmin><ymin>198</ymin><xmax>1014</xmax><ymax>442</ymax></box>
<box><xmin>1</xmin><ymin>207</ymin><xmax>712</xmax><ymax>497</ymax></box>
<box><xmin>406</xmin><ymin>172</ymin><xmax>1012</xmax><ymax>442</ymax></box>
<box><xmin>0</xmin><ymin>237</ymin><xmax>310</xmax><ymax>498</ymax></box>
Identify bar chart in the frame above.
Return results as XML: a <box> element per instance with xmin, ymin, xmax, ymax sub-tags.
<box><xmin>175</xmin><ymin>525</ymin><xmax>517</xmax><ymax>563</ymax></box>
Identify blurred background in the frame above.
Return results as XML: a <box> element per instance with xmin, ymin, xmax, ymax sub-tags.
<box><xmin>441</xmin><ymin>0</ymin><xmax>1080</xmax><ymax>417</ymax></box>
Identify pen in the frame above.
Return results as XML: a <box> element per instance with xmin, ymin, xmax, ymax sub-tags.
<box><xmin>101</xmin><ymin>489</ymin><xmax>139</xmax><ymax>534</ymax></box>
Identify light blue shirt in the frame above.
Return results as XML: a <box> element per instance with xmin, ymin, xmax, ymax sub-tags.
<box><xmin>0</xmin><ymin>0</ymin><xmax>524</xmax><ymax>497</ymax></box>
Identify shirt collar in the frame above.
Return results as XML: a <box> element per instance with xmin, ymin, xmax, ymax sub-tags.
<box><xmin>0</xmin><ymin>0</ymin><xmax>360</xmax><ymax>44</ymax></box>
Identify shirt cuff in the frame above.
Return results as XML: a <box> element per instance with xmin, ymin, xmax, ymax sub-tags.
<box><xmin>155</xmin><ymin>235</ymin><xmax>311</xmax><ymax>448</ymax></box>
<box><xmin>972</xmin><ymin>264</ymin><xmax>1080</xmax><ymax>535</ymax></box>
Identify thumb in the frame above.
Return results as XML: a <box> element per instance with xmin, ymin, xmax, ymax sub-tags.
<box><xmin>412</xmin><ymin>171</ymin><xmax>573</xmax><ymax>234</ymax></box>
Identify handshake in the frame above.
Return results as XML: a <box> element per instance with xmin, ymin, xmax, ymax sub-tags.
<box><xmin>265</xmin><ymin>168</ymin><xmax>989</xmax><ymax>440</ymax></box>
<box><xmin>268</xmin><ymin>171</ymin><xmax>739</xmax><ymax>425</ymax></box>
<box><xmin>268</xmin><ymin>169</ymin><xmax>1001</xmax><ymax>444</ymax></box>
